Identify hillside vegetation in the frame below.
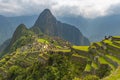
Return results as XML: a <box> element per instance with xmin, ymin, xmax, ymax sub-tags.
<box><xmin>0</xmin><ymin>25</ymin><xmax>120</xmax><ymax>80</ymax></box>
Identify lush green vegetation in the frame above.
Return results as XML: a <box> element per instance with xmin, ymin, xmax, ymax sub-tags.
<box><xmin>37</xmin><ymin>38</ymin><xmax>49</xmax><ymax>44</ymax></box>
<box><xmin>1</xmin><ymin>24</ymin><xmax>120</xmax><ymax>80</ymax></box>
<box><xmin>84</xmin><ymin>64</ymin><xmax>92</xmax><ymax>72</ymax></box>
<box><xmin>72</xmin><ymin>46</ymin><xmax>89</xmax><ymax>52</ymax></box>
<box><xmin>106</xmin><ymin>54</ymin><xmax>120</xmax><ymax>64</ymax></box>
<box><xmin>104</xmin><ymin>67</ymin><xmax>120</xmax><ymax>80</ymax></box>
<box><xmin>91</xmin><ymin>62</ymin><xmax>98</xmax><ymax>69</ymax></box>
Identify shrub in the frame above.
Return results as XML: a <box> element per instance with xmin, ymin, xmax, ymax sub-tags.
<box><xmin>83</xmin><ymin>75</ymin><xmax>99</xmax><ymax>80</ymax></box>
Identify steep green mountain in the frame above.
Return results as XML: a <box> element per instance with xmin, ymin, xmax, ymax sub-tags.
<box><xmin>1</xmin><ymin>24</ymin><xmax>34</xmax><ymax>56</ymax></box>
<box><xmin>33</xmin><ymin>9</ymin><xmax>90</xmax><ymax>45</ymax></box>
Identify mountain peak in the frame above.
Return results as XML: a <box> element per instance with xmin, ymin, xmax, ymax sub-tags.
<box><xmin>38</xmin><ymin>8</ymin><xmax>55</xmax><ymax>19</ymax></box>
<box><xmin>33</xmin><ymin>9</ymin><xmax>90</xmax><ymax>45</ymax></box>
<box><xmin>4</xmin><ymin>24</ymin><xmax>34</xmax><ymax>53</ymax></box>
<box><xmin>10</xmin><ymin>24</ymin><xmax>28</xmax><ymax>44</ymax></box>
<box><xmin>42</xmin><ymin>9</ymin><xmax>52</xmax><ymax>14</ymax></box>
<box><xmin>17</xmin><ymin>24</ymin><xmax>27</xmax><ymax>30</ymax></box>
<box><xmin>34</xmin><ymin>9</ymin><xmax>57</xmax><ymax>31</ymax></box>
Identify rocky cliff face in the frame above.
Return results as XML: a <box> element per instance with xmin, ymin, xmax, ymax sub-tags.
<box><xmin>33</xmin><ymin>9</ymin><xmax>90</xmax><ymax>45</ymax></box>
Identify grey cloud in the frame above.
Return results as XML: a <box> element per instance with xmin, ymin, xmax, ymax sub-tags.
<box><xmin>0</xmin><ymin>0</ymin><xmax>120</xmax><ymax>18</ymax></box>
<box><xmin>107</xmin><ymin>3</ymin><xmax>120</xmax><ymax>15</ymax></box>
<box><xmin>0</xmin><ymin>0</ymin><xmax>55</xmax><ymax>16</ymax></box>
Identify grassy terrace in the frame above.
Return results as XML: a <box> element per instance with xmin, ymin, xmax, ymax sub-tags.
<box><xmin>112</xmin><ymin>36</ymin><xmax>120</xmax><ymax>38</ymax></box>
<box><xmin>109</xmin><ymin>43</ymin><xmax>120</xmax><ymax>49</ymax></box>
<box><xmin>114</xmin><ymin>41</ymin><xmax>120</xmax><ymax>44</ymax></box>
<box><xmin>106</xmin><ymin>54</ymin><xmax>120</xmax><ymax>64</ymax></box>
<box><xmin>84</xmin><ymin>63</ymin><xmax>92</xmax><ymax>72</ymax></box>
<box><xmin>72</xmin><ymin>53</ymin><xmax>88</xmax><ymax>59</ymax></box>
<box><xmin>90</xmin><ymin>42</ymin><xmax>102</xmax><ymax>47</ymax></box>
<box><xmin>98</xmin><ymin>57</ymin><xmax>115</xmax><ymax>70</ymax></box>
<box><xmin>104</xmin><ymin>67</ymin><xmax>120</xmax><ymax>80</ymax></box>
<box><xmin>108</xmin><ymin>49</ymin><xmax>120</xmax><ymax>56</ymax></box>
<box><xmin>99</xmin><ymin>57</ymin><xmax>108</xmax><ymax>64</ymax></box>
<box><xmin>103</xmin><ymin>40</ymin><xmax>112</xmax><ymax>44</ymax></box>
<box><xmin>52</xmin><ymin>49</ymin><xmax>71</xmax><ymax>53</ymax></box>
<box><xmin>91</xmin><ymin>61</ymin><xmax>98</xmax><ymax>69</ymax></box>
<box><xmin>96</xmin><ymin>42</ymin><xmax>102</xmax><ymax>46</ymax></box>
<box><xmin>37</xmin><ymin>38</ymin><xmax>49</xmax><ymax>44</ymax></box>
<box><xmin>72</xmin><ymin>46</ymin><xmax>89</xmax><ymax>52</ymax></box>
<box><xmin>104</xmin><ymin>40</ymin><xmax>120</xmax><ymax>49</ymax></box>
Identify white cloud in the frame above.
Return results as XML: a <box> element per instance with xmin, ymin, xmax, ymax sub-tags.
<box><xmin>0</xmin><ymin>0</ymin><xmax>120</xmax><ymax>18</ymax></box>
<box><xmin>52</xmin><ymin>0</ymin><xmax>120</xmax><ymax>18</ymax></box>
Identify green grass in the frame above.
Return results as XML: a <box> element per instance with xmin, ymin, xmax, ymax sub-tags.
<box><xmin>98</xmin><ymin>57</ymin><xmax>115</xmax><ymax>70</ymax></box>
<box><xmin>99</xmin><ymin>57</ymin><xmax>108</xmax><ymax>64</ymax></box>
<box><xmin>56</xmin><ymin>46</ymin><xmax>62</xmax><ymax>49</ymax></box>
<box><xmin>104</xmin><ymin>40</ymin><xmax>120</xmax><ymax>49</ymax></box>
<box><xmin>37</xmin><ymin>38</ymin><xmax>49</xmax><ymax>44</ymax></box>
<box><xmin>105</xmin><ymin>54</ymin><xmax>120</xmax><ymax>64</ymax></box>
<box><xmin>84</xmin><ymin>64</ymin><xmax>92</xmax><ymax>72</ymax></box>
<box><xmin>103</xmin><ymin>40</ymin><xmax>112</xmax><ymax>44</ymax></box>
<box><xmin>103</xmin><ymin>67</ymin><xmax>120</xmax><ymax>80</ymax></box>
<box><xmin>112</xmin><ymin>36</ymin><xmax>120</xmax><ymax>38</ymax></box>
<box><xmin>53</xmin><ymin>49</ymin><xmax>71</xmax><ymax>52</ymax></box>
<box><xmin>114</xmin><ymin>41</ymin><xmax>120</xmax><ymax>44</ymax></box>
<box><xmin>109</xmin><ymin>43</ymin><xmax>120</xmax><ymax>49</ymax></box>
<box><xmin>72</xmin><ymin>46</ymin><xmax>89</xmax><ymax>52</ymax></box>
<box><xmin>91</xmin><ymin>62</ymin><xmax>98</xmax><ymax>69</ymax></box>
<box><xmin>39</xmin><ymin>54</ymin><xmax>48</xmax><ymax>60</ymax></box>
<box><xmin>72</xmin><ymin>53</ymin><xmax>88</xmax><ymax>59</ymax></box>
<box><xmin>96</xmin><ymin>42</ymin><xmax>102</xmax><ymax>46</ymax></box>
<box><xmin>108</xmin><ymin>49</ymin><xmax>120</xmax><ymax>56</ymax></box>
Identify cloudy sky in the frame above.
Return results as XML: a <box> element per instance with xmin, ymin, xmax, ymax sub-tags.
<box><xmin>0</xmin><ymin>0</ymin><xmax>120</xmax><ymax>18</ymax></box>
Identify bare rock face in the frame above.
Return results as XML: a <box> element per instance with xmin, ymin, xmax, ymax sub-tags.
<box><xmin>33</xmin><ymin>9</ymin><xmax>90</xmax><ymax>45</ymax></box>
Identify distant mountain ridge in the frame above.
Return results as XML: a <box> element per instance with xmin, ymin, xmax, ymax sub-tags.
<box><xmin>59</xmin><ymin>14</ymin><xmax>120</xmax><ymax>42</ymax></box>
<box><xmin>0</xmin><ymin>15</ymin><xmax>37</xmax><ymax>45</ymax></box>
<box><xmin>33</xmin><ymin>9</ymin><xmax>90</xmax><ymax>45</ymax></box>
<box><xmin>0</xmin><ymin>9</ymin><xmax>90</xmax><ymax>54</ymax></box>
<box><xmin>1</xmin><ymin>9</ymin><xmax>120</xmax><ymax>45</ymax></box>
